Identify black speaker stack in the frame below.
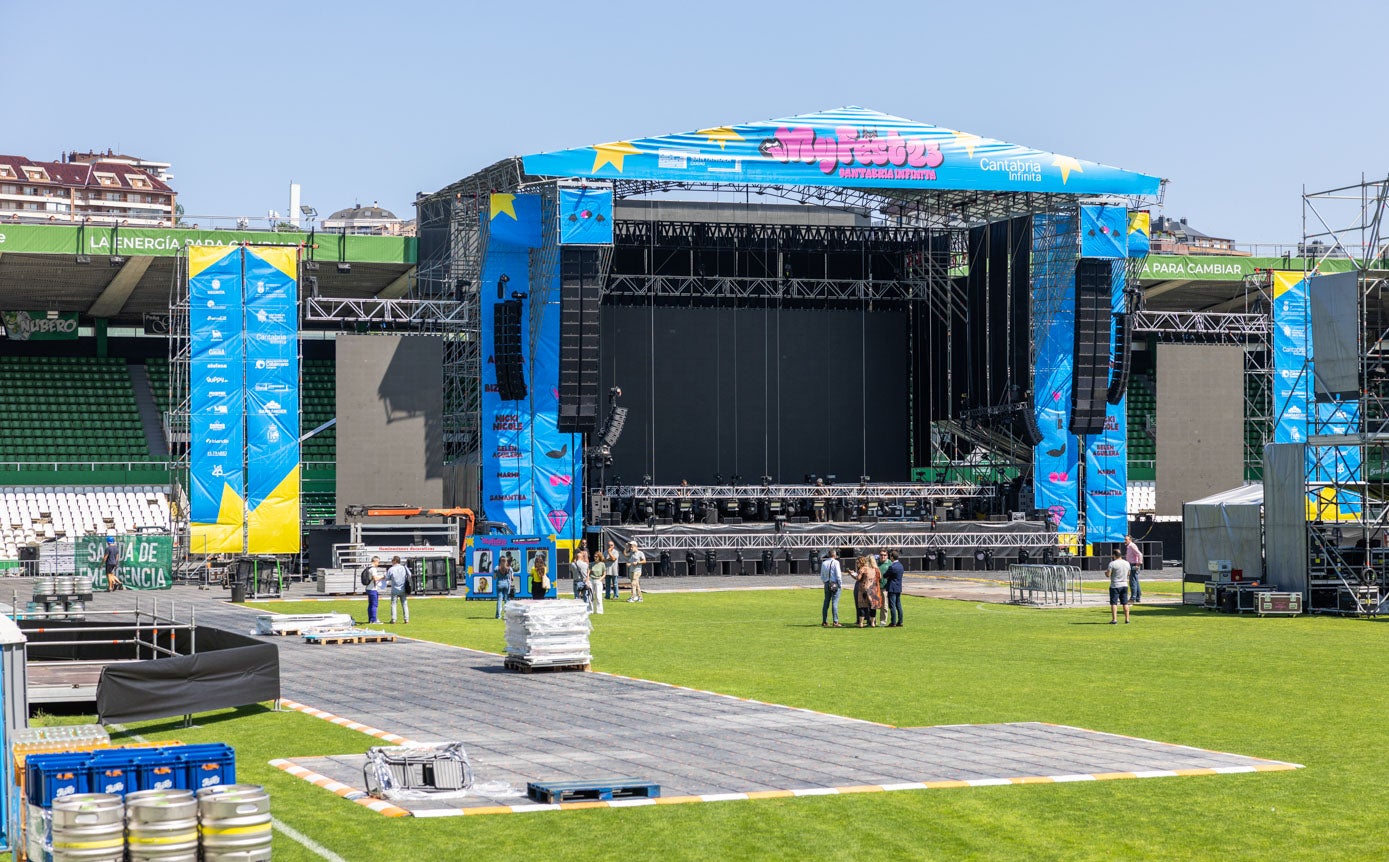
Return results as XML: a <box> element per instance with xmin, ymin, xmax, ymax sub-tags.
<box><xmin>1106</xmin><ymin>311</ymin><xmax>1132</xmax><ymax>405</ymax></box>
<box><xmin>558</xmin><ymin>248</ymin><xmax>602</xmax><ymax>433</ymax></box>
<box><xmin>493</xmin><ymin>299</ymin><xmax>527</xmax><ymax>401</ymax></box>
<box><xmin>1070</xmin><ymin>258</ymin><xmax>1112</xmax><ymax>435</ymax></box>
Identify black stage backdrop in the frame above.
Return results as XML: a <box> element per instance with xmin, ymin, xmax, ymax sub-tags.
<box><xmin>599</xmin><ymin>304</ymin><xmax>909</xmax><ymax>484</ymax></box>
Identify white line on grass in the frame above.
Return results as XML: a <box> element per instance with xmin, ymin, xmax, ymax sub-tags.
<box><xmin>110</xmin><ymin>724</ymin><xmax>344</xmax><ymax>862</ymax></box>
<box><xmin>272</xmin><ymin>817</ymin><xmax>349</xmax><ymax>862</ymax></box>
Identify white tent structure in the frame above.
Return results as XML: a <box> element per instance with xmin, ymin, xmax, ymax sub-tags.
<box><xmin>1182</xmin><ymin>484</ymin><xmax>1263</xmax><ymax>580</ymax></box>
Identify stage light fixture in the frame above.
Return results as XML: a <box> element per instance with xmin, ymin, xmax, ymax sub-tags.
<box><xmin>825</xmin><ymin>475</ymin><xmax>837</xmax><ymax>485</ymax></box>
<box><xmin>336</xmin><ymin>262</ymin><xmax>351</xmax><ymax>274</ymax></box>
<box><xmin>642</xmin><ymin>475</ymin><xmax>653</xmax><ymax>486</ymax></box>
<box><xmin>75</xmin><ymin>255</ymin><xmax>91</xmax><ymax>265</ymax></box>
<box><xmin>496</xmin><ymin>273</ymin><xmax>510</xmax><ymax>299</ymax></box>
<box><xmin>760</xmin><ymin>475</ymin><xmax>773</xmax><ymax>486</ymax></box>
<box><xmin>304</xmin><ymin>260</ymin><xmax>320</xmax><ymax>271</ymax></box>
<box><xmin>306</xmin><ymin>276</ymin><xmax>320</xmax><ymax>297</ymax></box>
<box><xmin>859</xmin><ymin>475</ymin><xmax>871</xmax><ymax>484</ymax></box>
<box><xmin>109</xmin><ymin>255</ymin><xmax>127</xmax><ymax>267</ymax></box>
<box><xmin>730</xmin><ymin>474</ymin><xmax>742</xmax><ymax>486</ymax></box>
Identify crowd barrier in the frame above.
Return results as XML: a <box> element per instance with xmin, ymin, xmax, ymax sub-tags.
<box><xmin>1008</xmin><ymin>564</ymin><xmax>1083</xmax><ymax>606</ymax></box>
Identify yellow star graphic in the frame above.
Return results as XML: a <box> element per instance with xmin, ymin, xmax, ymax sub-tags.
<box><xmin>696</xmin><ymin>126</ymin><xmax>744</xmax><ymax>150</ymax></box>
<box><xmin>591</xmin><ymin>141</ymin><xmax>641</xmax><ymax>173</ymax></box>
<box><xmin>489</xmin><ymin>193</ymin><xmax>517</xmax><ymax>221</ymax></box>
<box><xmin>1052</xmin><ymin>155</ymin><xmax>1084</xmax><ymax>185</ymax></box>
<box><xmin>951</xmin><ymin>130</ymin><xmax>982</xmax><ymax>158</ymax></box>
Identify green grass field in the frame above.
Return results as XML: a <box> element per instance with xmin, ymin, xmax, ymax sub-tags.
<box><xmin>41</xmin><ymin>591</ymin><xmax>1387</xmax><ymax>860</ymax></box>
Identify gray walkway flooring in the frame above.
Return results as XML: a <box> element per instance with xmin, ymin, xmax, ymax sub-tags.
<box><xmin>10</xmin><ymin>576</ymin><xmax>1287</xmax><ymax>817</ymax></box>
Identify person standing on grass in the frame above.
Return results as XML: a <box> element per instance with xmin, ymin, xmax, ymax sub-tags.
<box><xmin>625</xmin><ymin>541</ymin><xmax>646</xmax><ymax>602</ymax></box>
<box><xmin>820</xmin><ymin>549</ymin><xmax>843</xmax><ymax>627</ymax></box>
<box><xmin>588</xmin><ymin>552</ymin><xmax>606</xmax><ymax>615</ymax></box>
<box><xmin>1124</xmin><ymin>535</ymin><xmax>1144</xmax><ymax>603</ymax></box>
<box><xmin>363</xmin><ymin>555</ymin><xmax>385</xmax><ymax>624</ymax></box>
<box><xmin>387</xmin><ymin>556</ymin><xmax>410</xmax><ymax>624</ymax></box>
<box><xmin>1107</xmin><ymin>548</ymin><xmax>1132</xmax><ymax>625</ymax></box>
<box><xmin>851</xmin><ymin>554</ymin><xmax>883</xmax><ymax>627</ymax></box>
<box><xmin>494</xmin><ymin>554</ymin><xmax>513</xmax><ymax>619</ymax></box>
<box><xmin>876</xmin><ymin>549</ymin><xmax>892</xmax><ymax>626</ymax></box>
<box><xmin>883</xmin><ymin>550</ymin><xmax>905</xmax><ymax>627</ymax></box>
<box><xmin>572</xmin><ymin>549</ymin><xmax>590</xmax><ymax>601</ymax></box>
<box><xmin>529</xmin><ymin>550</ymin><xmax>550</xmax><ymax>600</ymax></box>
<box><xmin>604</xmin><ymin>541</ymin><xmax>621</xmax><ymax>599</ymax></box>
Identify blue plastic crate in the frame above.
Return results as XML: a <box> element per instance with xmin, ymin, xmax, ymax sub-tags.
<box><xmin>86</xmin><ymin>749</ymin><xmax>138</xmax><ymax>796</ymax></box>
<box><xmin>174</xmin><ymin>744</ymin><xmax>236</xmax><ymax>791</ymax></box>
<box><xmin>135</xmin><ymin>751</ymin><xmax>185</xmax><ymax>792</ymax></box>
<box><xmin>25</xmin><ymin>753</ymin><xmax>89</xmax><ymax>807</ymax></box>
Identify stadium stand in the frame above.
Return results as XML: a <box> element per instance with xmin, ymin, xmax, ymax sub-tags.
<box><xmin>0</xmin><ymin>485</ymin><xmax>170</xmax><ymax>558</ymax></box>
<box><xmin>0</xmin><ymin>357</ymin><xmax>153</xmax><ymax>462</ymax></box>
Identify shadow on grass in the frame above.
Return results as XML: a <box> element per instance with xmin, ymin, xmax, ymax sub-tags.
<box><xmin>114</xmin><ymin>703</ymin><xmax>275</xmax><ymax>737</ymax></box>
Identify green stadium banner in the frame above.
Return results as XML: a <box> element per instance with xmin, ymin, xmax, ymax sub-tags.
<box><xmin>1</xmin><ymin>311</ymin><xmax>79</xmax><ymax>340</ymax></box>
<box><xmin>79</xmin><ymin>535</ymin><xmax>174</xmax><ymax>591</ymax></box>
<box><xmin>1139</xmin><ymin>255</ymin><xmax>1357</xmax><ymax>282</ymax></box>
<box><xmin>0</xmin><ymin>223</ymin><xmax>415</xmax><ymax>264</ymax></box>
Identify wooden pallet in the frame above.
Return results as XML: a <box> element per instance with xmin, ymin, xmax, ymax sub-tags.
<box><xmin>527</xmin><ymin>777</ymin><xmax>660</xmax><ymax>804</ymax></box>
<box><xmin>303</xmin><ymin>629</ymin><xmax>396</xmax><ymax>645</ymax></box>
<box><xmin>504</xmin><ymin>657</ymin><xmax>591</xmax><ymax>674</ymax></box>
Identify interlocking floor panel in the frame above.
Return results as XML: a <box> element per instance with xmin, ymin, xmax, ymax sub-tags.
<box><xmin>42</xmin><ymin>583</ymin><xmax>1299</xmax><ymax>817</ymax></box>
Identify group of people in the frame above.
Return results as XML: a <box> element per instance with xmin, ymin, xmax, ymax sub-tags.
<box><xmin>819</xmin><ymin>548</ymin><xmax>905</xmax><ymax>628</ymax></box>
<box><xmin>479</xmin><ymin>540</ymin><xmax>647</xmax><ymax>618</ymax></box>
<box><xmin>569</xmin><ymin>540</ymin><xmax>646</xmax><ymax>614</ymax></box>
<box><xmin>360</xmin><ymin>555</ymin><xmax>413</xmax><ymax>624</ymax></box>
<box><xmin>1107</xmin><ymin>534</ymin><xmax>1145</xmax><ymax>624</ymax></box>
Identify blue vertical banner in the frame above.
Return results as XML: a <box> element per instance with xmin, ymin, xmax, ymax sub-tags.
<box><xmin>1271</xmin><ymin>270</ymin><xmax>1360</xmax><ymax>518</ymax></box>
<box><xmin>1032</xmin><ymin>213</ymin><xmax>1080</xmax><ymax>533</ymax></box>
<box><xmin>1271</xmin><ymin>271</ymin><xmax>1311</xmax><ymax>445</ymax></box>
<box><xmin>1084</xmin><ymin>261</ymin><xmax>1129</xmax><ymax>542</ymax></box>
<box><xmin>479</xmin><ymin>192</ymin><xmax>583</xmax><ymax>540</ymax></box>
<box><xmin>188</xmin><ymin>246</ymin><xmax>246</xmax><ymax>554</ymax></box>
<box><xmin>243</xmin><ymin>246</ymin><xmax>301</xmax><ymax>553</ymax></box>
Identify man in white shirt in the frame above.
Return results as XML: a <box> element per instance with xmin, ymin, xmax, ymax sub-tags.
<box><xmin>625</xmin><ymin>541</ymin><xmax>646</xmax><ymax>603</ymax></box>
<box><xmin>386</xmin><ymin>556</ymin><xmax>411</xmax><ymax>624</ymax></box>
<box><xmin>1107</xmin><ymin>548</ymin><xmax>1132</xmax><ymax>625</ymax></box>
<box><xmin>820</xmin><ymin>549</ymin><xmax>843</xmax><ymax>627</ymax></box>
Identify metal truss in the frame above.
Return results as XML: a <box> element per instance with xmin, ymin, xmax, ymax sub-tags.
<box><xmin>1132</xmin><ymin>310</ymin><xmax>1270</xmax><ymax>338</ymax></box>
<box><xmin>604</xmin><ymin>274</ymin><xmax>927</xmax><ymax>303</ymax></box>
<box><xmin>612</xmin><ymin>180</ymin><xmax>1100</xmax><ymax>228</ymax></box>
<box><xmin>609</xmin><ymin>528</ymin><xmax>1052</xmax><ymax>552</ymax></box>
<box><xmin>604</xmin><ymin>483</ymin><xmax>994</xmax><ymax>501</ymax></box>
<box><xmin>302</xmin><ymin>297</ymin><xmax>468</xmax><ymax>325</ymax></box>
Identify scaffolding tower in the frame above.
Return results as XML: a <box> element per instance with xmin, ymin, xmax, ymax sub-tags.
<box><xmin>1301</xmin><ymin>175</ymin><xmax>1389</xmax><ymax>614</ymax></box>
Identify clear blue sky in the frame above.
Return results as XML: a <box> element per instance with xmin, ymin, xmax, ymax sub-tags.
<box><xmin>12</xmin><ymin>0</ymin><xmax>1386</xmax><ymax>245</ymax></box>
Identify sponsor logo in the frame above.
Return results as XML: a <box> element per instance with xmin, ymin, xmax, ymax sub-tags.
<box><xmin>204</xmin><ymin>376</ymin><xmax>228</xmax><ymax>384</ymax></box>
<box><xmin>209</xmin><ymin>422</ymin><xmax>226</xmax><ymax>431</ymax></box>
<box><xmin>211</xmin><ymin>405</ymin><xmax>228</xmax><ymax>414</ymax></box>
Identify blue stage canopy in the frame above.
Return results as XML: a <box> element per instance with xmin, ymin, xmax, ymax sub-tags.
<box><xmin>522</xmin><ymin>106</ymin><xmax>1161</xmax><ymax>197</ymax></box>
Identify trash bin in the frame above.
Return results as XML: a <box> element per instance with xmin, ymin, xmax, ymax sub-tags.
<box><xmin>230</xmin><ymin>582</ymin><xmax>246</xmax><ymax>603</ymax></box>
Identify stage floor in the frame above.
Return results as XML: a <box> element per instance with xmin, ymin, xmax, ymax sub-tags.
<box><xmin>269</xmin><ymin>658</ymin><xmax>1298</xmax><ymax>818</ymax></box>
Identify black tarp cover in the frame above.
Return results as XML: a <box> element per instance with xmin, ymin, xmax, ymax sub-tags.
<box><xmin>95</xmin><ymin>627</ymin><xmax>279</xmax><ymax>724</ymax></box>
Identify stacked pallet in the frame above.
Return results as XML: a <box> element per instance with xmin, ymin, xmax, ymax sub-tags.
<box><xmin>503</xmin><ymin>599</ymin><xmax>592</xmax><ymax>670</ymax></box>
<box><xmin>255</xmin><ymin>613</ymin><xmax>354</xmax><ymax>636</ymax></box>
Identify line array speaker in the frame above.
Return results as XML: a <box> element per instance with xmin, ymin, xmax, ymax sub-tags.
<box><xmin>494</xmin><ymin>299</ymin><xmax>527</xmax><ymax>401</ymax></box>
<box><xmin>1106</xmin><ymin>312</ymin><xmax>1132</xmax><ymax>405</ymax></box>
<box><xmin>1070</xmin><ymin>258</ymin><xmax>1112</xmax><ymax>435</ymax></box>
<box><xmin>558</xmin><ymin>248</ymin><xmax>602</xmax><ymax>432</ymax></box>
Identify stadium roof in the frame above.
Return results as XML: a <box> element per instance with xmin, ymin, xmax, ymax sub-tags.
<box><xmin>0</xmin><ymin>224</ymin><xmax>416</xmax><ymax>326</ymax></box>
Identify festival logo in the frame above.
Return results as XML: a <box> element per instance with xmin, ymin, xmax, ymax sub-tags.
<box><xmin>549</xmin><ymin>474</ymin><xmax>573</xmax><ymax>486</ymax></box>
<box><xmin>547</xmin><ymin>510</ymin><xmax>569</xmax><ymax>532</ymax></box>
<box><xmin>758</xmin><ymin>126</ymin><xmax>943</xmax><ymax>180</ymax></box>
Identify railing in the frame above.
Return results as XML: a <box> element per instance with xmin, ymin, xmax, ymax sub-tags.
<box><xmin>1008</xmin><ymin>564</ymin><xmax>1083</xmax><ymax>606</ymax></box>
<box><xmin>0</xmin><ymin>459</ymin><xmax>175</xmax><ymax>472</ymax></box>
